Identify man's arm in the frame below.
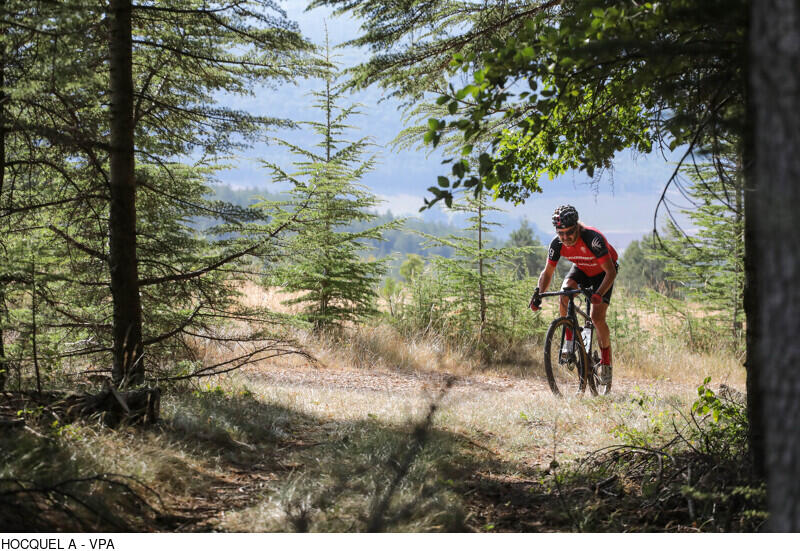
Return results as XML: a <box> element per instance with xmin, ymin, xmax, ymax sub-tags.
<box><xmin>595</xmin><ymin>257</ymin><xmax>617</xmax><ymax>296</ymax></box>
<box><xmin>537</xmin><ymin>262</ymin><xmax>557</xmax><ymax>293</ymax></box>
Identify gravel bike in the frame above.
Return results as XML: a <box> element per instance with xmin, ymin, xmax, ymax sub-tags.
<box><xmin>530</xmin><ymin>286</ymin><xmax>611</xmax><ymax>397</ymax></box>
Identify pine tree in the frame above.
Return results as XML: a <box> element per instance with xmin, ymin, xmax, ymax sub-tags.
<box><xmin>653</xmin><ymin>147</ymin><xmax>745</xmax><ymax>347</ymax></box>
<box><xmin>0</xmin><ymin>0</ymin><xmax>318</xmax><ymax>388</ymax></box>
<box><xmin>617</xmin><ymin>234</ymin><xmax>677</xmax><ymax>296</ymax></box>
<box><xmin>507</xmin><ymin>218</ymin><xmax>547</xmax><ymax>279</ymax></box>
<box><xmin>110</xmin><ymin>0</ymin><xmax>317</xmax><ymax>384</ymax></box>
<box><xmin>263</xmin><ymin>40</ymin><xmax>400</xmax><ymax>331</ymax></box>
<box><xmin>415</xmin><ymin>187</ymin><xmax>535</xmax><ymax>347</ymax></box>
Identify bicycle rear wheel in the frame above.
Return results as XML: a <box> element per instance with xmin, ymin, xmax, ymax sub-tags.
<box><xmin>543</xmin><ymin>317</ymin><xmax>590</xmax><ymax>396</ymax></box>
<box><xmin>585</xmin><ymin>329</ymin><xmax>610</xmax><ymax>395</ymax></box>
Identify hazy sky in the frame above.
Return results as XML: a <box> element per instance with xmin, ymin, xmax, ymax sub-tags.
<box><xmin>215</xmin><ymin>1</ymin><xmax>692</xmax><ymax>248</ymax></box>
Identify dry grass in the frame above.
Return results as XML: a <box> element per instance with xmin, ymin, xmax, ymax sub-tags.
<box><xmin>194</xmin><ymin>280</ymin><xmax>745</xmax><ymax>527</ymax></box>
<box><xmin>2</xmin><ymin>280</ymin><xmax>748</xmax><ymax>531</ymax></box>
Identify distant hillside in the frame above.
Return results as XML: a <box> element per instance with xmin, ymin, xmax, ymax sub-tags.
<box><xmin>201</xmin><ymin>185</ymin><xmax>515</xmax><ymax>263</ymax></box>
<box><xmin>200</xmin><ymin>185</ymin><xmax>642</xmax><ymax>280</ymax></box>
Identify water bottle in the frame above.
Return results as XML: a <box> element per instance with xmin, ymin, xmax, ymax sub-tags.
<box><xmin>582</xmin><ymin>326</ymin><xmax>592</xmax><ymax>351</ymax></box>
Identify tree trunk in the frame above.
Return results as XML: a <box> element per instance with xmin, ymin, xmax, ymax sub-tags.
<box><xmin>0</xmin><ymin>3</ymin><xmax>6</xmax><ymax>392</ymax></box>
<box><xmin>108</xmin><ymin>0</ymin><xmax>144</xmax><ymax>386</ymax></box>
<box><xmin>477</xmin><ymin>196</ymin><xmax>486</xmax><ymax>341</ymax></box>
<box><xmin>0</xmin><ymin>289</ymin><xmax>6</xmax><ymax>392</ymax></box>
<box><xmin>749</xmin><ymin>0</ymin><xmax>800</xmax><ymax>530</ymax></box>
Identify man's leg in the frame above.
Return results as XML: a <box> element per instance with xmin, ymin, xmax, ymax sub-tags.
<box><xmin>591</xmin><ymin>302</ymin><xmax>611</xmax><ymax>348</ymax></box>
<box><xmin>591</xmin><ymin>302</ymin><xmax>613</xmax><ymax>382</ymax></box>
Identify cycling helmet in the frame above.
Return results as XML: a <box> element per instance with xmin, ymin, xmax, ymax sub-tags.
<box><xmin>552</xmin><ymin>205</ymin><xmax>579</xmax><ymax>229</ymax></box>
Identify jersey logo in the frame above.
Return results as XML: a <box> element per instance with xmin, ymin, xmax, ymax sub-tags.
<box><xmin>591</xmin><ymin>236</ymin><xmax>603</xmax><ymax>252</ymax></box>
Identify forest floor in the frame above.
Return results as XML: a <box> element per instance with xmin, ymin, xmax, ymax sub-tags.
<box><xmin>2</xmin><ymin>287</ymin><xmax>756</xmax><ymax>532</ymax></box>
<box><xmin>144</xmin><ymin>346</ymin><xmax>746</xmax><ymax>532</ymax></box>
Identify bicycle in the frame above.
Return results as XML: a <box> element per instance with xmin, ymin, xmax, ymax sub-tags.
<box><xmin>530</xmin><ymin>286</ymin><xmax>611</xmax><ymax>397</ymax></box>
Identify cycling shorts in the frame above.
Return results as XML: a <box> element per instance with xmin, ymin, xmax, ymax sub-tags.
<box><xmin>563</xmin><ymin>262</ymin><xmax>619</xmax><ymax>304</ymax></box>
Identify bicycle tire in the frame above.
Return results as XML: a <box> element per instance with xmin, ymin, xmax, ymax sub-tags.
<box><xmin>543</xmin><ymin>317</ymin><xmax>590</xmax><ymax>396</ymax></box>
<box><xmin>584</xmin><ymin>327</ymin><xmax>610</xmax><ymax>395</ymax></box>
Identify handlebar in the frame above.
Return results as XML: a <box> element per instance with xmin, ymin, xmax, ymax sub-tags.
<box><xmin>532</xmin><ymin>286</ymin><xmax>594</xmax><ymax>301</ymax></box>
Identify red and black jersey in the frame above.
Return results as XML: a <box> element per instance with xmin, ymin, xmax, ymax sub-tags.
<box><xmin>546</xmin><ymin>225</ymin><xmax>618</xmax><ymax>277</ymax></box>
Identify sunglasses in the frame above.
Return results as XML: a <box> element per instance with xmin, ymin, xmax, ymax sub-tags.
<box><xmin>557</xmin><ymin>226</ymin><xmax>578</xmax><ymax>238</ymax></box>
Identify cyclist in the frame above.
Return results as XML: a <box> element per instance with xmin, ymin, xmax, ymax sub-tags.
<box><xmin>529</xmin><ymin>205</ymin><xmax>618</xmax><ymax>385</ymax></box>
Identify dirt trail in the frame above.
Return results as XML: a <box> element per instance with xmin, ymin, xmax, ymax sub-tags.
<box><xmin>239</xmin><ymin>361</ymin><xmax>691</xmax><ymax>402</ymax></box>
<box><xmin>157</xmin><ymin>360</ymin><xmax>728</xmax><ymax>532</ymax></box>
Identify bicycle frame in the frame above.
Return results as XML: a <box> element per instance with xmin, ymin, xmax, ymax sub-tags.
<box><xmin>533</xmin><ymin>285</ymin><xmax>611</xmax><ymax>395</ymax></box>
<box><xmin>535</xmin><ymin>286</ymin><xmax>595</xmax><ymax>355</ymax></box>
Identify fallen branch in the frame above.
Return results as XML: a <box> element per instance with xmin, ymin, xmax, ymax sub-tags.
<box><xmin>0</xmin><ymin>387</ymin><xmax>160</xmax><ymax>427</ymax></box>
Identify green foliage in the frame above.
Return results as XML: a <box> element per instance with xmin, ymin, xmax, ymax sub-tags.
<box><xmin>692</xmin><ymin>377</ymin><xmax>748</xmax><ymax>446</ymax></box>
<box><xmin>309</xmin><ymin>2</ymin><xmax>570</xmax><ymax>166</ymax></box>
<box><xmin>391</xmin><ymin>189</ymin><xmax>544</xmax><ymax>354</ymax></box>
<box><xmin>617</xmin><ymin>235</ymin><xmax>678</xmax><ymax>296</ymax></box>
<box><xmin>599</xmin><ymin>377</ymin><xmax>764</xmax><ymax>531</ymax></box>
<box><xmin>261</xmin><ymin>43</ymin><xmax>399</xmax><ymax>330</ymax></box>
<box><xmin>419</xmin><ymin>0</ymin><xmax>745</xmax><ymax>207</ymax></box>
<box><xmin>309</xmin><ymin>0</ymin><xmax>559</xmax><ymax>104</ymax></box>
<box><xmin>506</xmin><ymin>218</ymin><xmax>548</xmax><ymax>279</ymax></box>
<box><xmin>681</xmin><ymin>378</ymin><xmax>760</xmax><ymax>526</ymax></box>
<box><xmin>0</xmin><ymin>0</ymin><xmax>319</xmax><ymax>387</ymax></box>
<box><xmin>399</xmin><ymin>254</ymin><xmax>425</xmax><ymax>282</ymax></box>
<box><xmin>649</xmin><ymin>146</ymin><xmax>745</xmax><ymax>350</ymax></box>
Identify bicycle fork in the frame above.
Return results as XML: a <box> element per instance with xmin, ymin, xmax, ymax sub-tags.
<box><xmin>558</xmin><ymin>300</ymin><xmax>583</xmax><ymax>366</ymax></box>
<box><xmin>561</xmin><ymin>298</ymin><xmax>595</xmax><ymax>365</ymax></box>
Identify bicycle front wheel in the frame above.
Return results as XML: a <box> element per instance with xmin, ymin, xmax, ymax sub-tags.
<box><xmin>543</xmin><ymin>317</ymin><xmax>590</xmax><ymax>396</ymax></box>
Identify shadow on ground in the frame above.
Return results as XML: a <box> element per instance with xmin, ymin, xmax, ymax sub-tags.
<box><xmin>2</xmin><ymin>378</ymin><xmax>764</xmax><ymax>532</ymax></box>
